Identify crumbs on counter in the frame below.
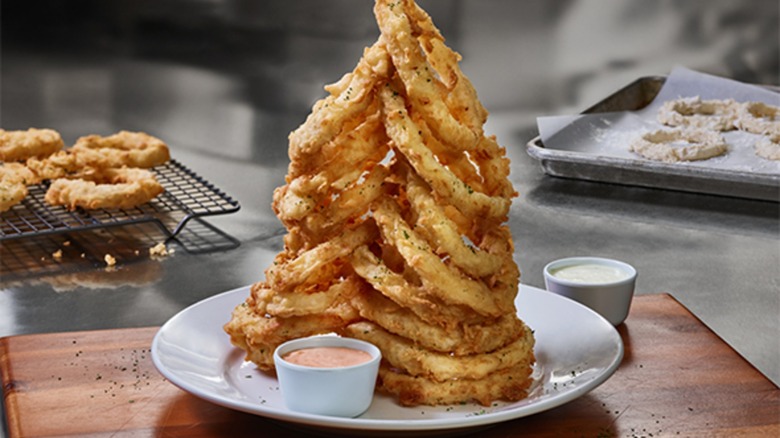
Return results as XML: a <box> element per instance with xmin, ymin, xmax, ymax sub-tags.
<box><xmin>104</xmin><ymin>254</ymin><xmax>116</xmax><ymax>267</ymax></box>
<box><xmin>149</xmin><ymin>242</ymin><xmax>174</xmax><ymax>257</ymax></box>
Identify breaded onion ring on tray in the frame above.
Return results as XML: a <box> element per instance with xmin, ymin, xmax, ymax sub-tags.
<box><xmin>71</xmin><ymin>130</ymin><xmax>170</xmax><ymax>168</ymax></box>
<box><xmin>657</xmin><ymin>96</ymin><xmax>739</xmax><ymax>131</ymax></box>
<box><xmin>0</xmin><ymin>128</ymin><xmax>64</xmax><ymax>162</ymax></box>
<box><xmin>735</xmin><ymin>101</ymin><xmax>780</xmax><ymax>135</ymax></box>
<box><xmin>629</xmin><ymin>128</ymin><xmax>728</xmax><ymax>162</ymax></box>
<box><xmin>25</xmin><ymin>150</ymin><xmax>84</xmax><ymax>183</ymax></box>
<box><xmin>755</xmin><ymin>133</ymin><xmax>780</xmax><ymax>161</ymax></box>
<box><xmin>44</xmin><ymin>167</ymin><xmax>164</xmax><ymax>210</ymax></box>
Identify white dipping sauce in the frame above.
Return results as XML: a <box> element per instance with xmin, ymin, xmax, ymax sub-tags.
<box><xmin>550</xmin><ymin>263</ymin><xmax>630</xmax><ymax>284</ymax></box>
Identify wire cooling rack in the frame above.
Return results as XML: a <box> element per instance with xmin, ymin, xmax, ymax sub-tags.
<box><xmin>0</xmin><ymin>159</ymin><xmax>240</xmax><ymax>252</ymax></box>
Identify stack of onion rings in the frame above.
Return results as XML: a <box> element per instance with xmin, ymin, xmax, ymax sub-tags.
<box><xmin>225</xmin><ymin>0</ymin><xmax>534</xmax><ymax>407</ymax></box>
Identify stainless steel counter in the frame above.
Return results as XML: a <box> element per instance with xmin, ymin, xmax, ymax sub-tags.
<box><xmin>2</xmin><ymin>0</ymin><xmax>778</xmax><ymax>434</ymax></box>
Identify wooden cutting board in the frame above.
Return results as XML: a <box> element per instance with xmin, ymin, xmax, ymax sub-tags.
<box><xmin>1</xmin><ymin>294</ymin><xmax>778</xmax><ymax>437</ymax></box>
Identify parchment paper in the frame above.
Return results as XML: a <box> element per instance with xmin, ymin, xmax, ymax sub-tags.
<box><xmin>537</xmin><ymin>67</ymin><xmax>780</xmax><ymax>175</ymax></box>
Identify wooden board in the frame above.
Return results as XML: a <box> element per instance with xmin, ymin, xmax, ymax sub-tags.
<box><xmin>1</xmin><ymin>294</ymin><xmax>778</xmax><ymax>437</ymax></box>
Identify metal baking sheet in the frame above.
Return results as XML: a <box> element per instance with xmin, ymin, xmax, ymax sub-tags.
<box><xmin>527</xmin><ymin>75</ymin><xmax>780</xmax><ymax>201</ymax></box>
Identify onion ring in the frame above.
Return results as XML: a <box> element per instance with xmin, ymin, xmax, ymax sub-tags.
<box><xmin>376</xmin><ymin>358</ymin><xmax>534</xmax><ymax>407</ymax></box>
<box><xmin>71</xmin><ymin>131</ymin><xmax>170</xmax><ymax>168</ymax></box>
<box><xmin>658</xmin><ymin>96</ymin><xmax>738</xmax><ymax>131</ymax></box>
<box><xmin>0</xmin><ymin>163</ymin><xmax>37</xmax><ymax>212</ymax></box>
<box><xmin>44</xmin><ymin>167</ymin><xmax>164</xmax><ymax>210</ymax></box>
<box><xmin>372</xmin><ymin>196</ymin><xmax>506</xmax><ymax>317</ymax></box>
<box><xmin>755</xmin><ymin>132</ymin><xmax>780</xmax><ymax>161</ymax></box>
<box><xmin>375</xmin><ymin>0</ymin><xmax>480</xmax><ymax>150</ymax></box>
<box><xmin>735</xmin><ymin>101</ymin><xmax>780</xmax><ymax>136</ymax></box>
<box><xmin>629</xmin><ymin>128</ymin><xmax>727</xmax><ymax>162</ymax></box>
<box><xmin>345</xmin><ymin>321</ymin><xmax>534</xmax><ymax>382</ymax></box>
<box><xmin>350</xmin><ymin>288</ymin><xmax>526</xmax><ymax>355</ymax></box>
<box><xmin>380</xmin><ymin>84</ymin><xmax>510</xmax><ymax>221</ymax></box>
<box><xmin>0</xmin><ymin>128</ymin><xmax>63</xmax><ymax>162</ymax></box>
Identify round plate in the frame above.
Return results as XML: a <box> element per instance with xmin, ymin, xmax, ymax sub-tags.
<box><xmin>152</xmin><ymin>284</ymin><xmax>623</xmax><ymax>433</ymax></box>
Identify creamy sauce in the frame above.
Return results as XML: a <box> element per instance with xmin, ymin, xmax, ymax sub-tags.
<box><xmin>282</xmin><ymin>347</ymin><xmax>372</xmax><ymax>368</ymax></box>
<box><xmin>551</xmin><ymin>263</ymin><xmax>630</xmax><ymax>284</ymax></box>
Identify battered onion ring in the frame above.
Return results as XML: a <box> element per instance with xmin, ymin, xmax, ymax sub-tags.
<box><xmin>255</xmin><ymin>276</ymin><xmax>363</xmax><ymax>318</ymax></box>
<box><xmin>658</xmin><ymin>97</ymin><xmax>738</xmax><ymax>131</ymax></box>
<box><xmin>380</xmin><ymin>85</ymin><xmax>510</xmax><ymax>221</ymax></box>
<box><xmin>755</xmin><ymin>133</ymin><xmax>780</xmax><ymax>161</ymax></box>
<box><xmin>375</xmin><ymin>0</ymin><xmax>481</xmax><ymax>150</ymax></box>
<box><xmin>345</xmin><ymin>321</ymin><xmax>534</xmax><ymax>382</ymax></box>
<box><xmin>350</xmin><ymin>245</ymin><xmax>490</xmax><ymax>328</ymax></box>
<box><xmin>264</xmin><ymin>221</ymin><xmax>378</xmax><ymax>293</ymax></box>
<box><xmin>377</xmin><ymin>357</ymin><xmax>534</xmax><ymax>407</ymax></box>
<box><xmin>44</xmin><ymin>167</ymin><xmax>164</xmax><ymax>210</ymax></box>
<box><xmin>0</xmin><ymin>181</ymin><xmax>27</xmax><ymax>213</ymax></box>
<box><xmin>373</xmin><ymin>197</ymin><xmax>505</xmax><ymax>317</ymax></box>
<box><xmin>0</xmin><ymin>163</ymin><xmax>38</xmax><ymax>212</ymax></box>
<box><xmin>225</xmin><ymin>298</ymin><xmax>361</xmax><ymax>371</ymax></box>
<box><xmin>71</xmin><ymin>131</ymin><xmax>170</xmax><ymax>168</ymax></box>
<box><xmin>288</xmin><ymin>43</ymin><xmax>390</xmax><ymax>161</ymax></box>
<box><xmin>350</xmin><ymin>289</ymin><xmax>525</xmax><ymax>355</ymax></box>
<box><xmin>0</xmin><ymin>128</ymin><xmax>64</xmax><ymax>162</ymax></box>
<box><xmin>25</xmin><ymin>150</ymin><xmax>85</xmax><ymax>183</ymax></box>
<box><xmin>629</xmin><ymin>128</ymin><xmax>728</xmax><ymax>162</ymax></box>
<box><xmin>735</xmin><ymin>101</ymin><xmax>780</xmax><ymax>135</ymax></box>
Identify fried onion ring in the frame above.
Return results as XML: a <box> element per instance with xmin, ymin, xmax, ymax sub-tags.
<box><xmin>345</xmin><ymin>321</ymin><xmax>534</xmax><ymax>382</ymax></box>
<box><xmin>71</xmin><ymin>131</ymin><xmax>170</xmax><ymax>168</ymax></box>
<box><xmin>44</xmin><ymin>167</ymin><xmax>164</xmax><ymax>210</ymax></box>
<box><xmin>0</xmin><ymin>128</ymin><xmax>64</xmax><ymax>162</ymax></box>
<box><xmin>380</xmin><ymin>84</ymin><xmax>510</xmax><ymax>221</ymax></box>
<box><xmin>377</xmin><ymin>358</ymin><xmax>534</xmax><ymax>407</ymax></box>
<box><xmin>658</xmin><ymin>97</ymin><xmax>738</xmax><ymax>131</ymax></box>
<box><xmin>375</xmin><ymin>0</ymin><xmax>480</xmax><ymax>150</ymax></box>
<box><xmin>629</xmin><ymin>128</ymin><xmax>727</xmax><ymax>162</ymax></box>
<box><xmin>0</xmin><ymin>163</ymin><xmax>37</xmax><ymax>212</ymax></box>
<box><xmin>350</xmin><ymin>289</ymin><xmax>525</xmax><ymax>355</ymax></box>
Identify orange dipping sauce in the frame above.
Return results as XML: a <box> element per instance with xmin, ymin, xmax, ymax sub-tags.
<box><xmin>282</xmin><ymin>346</ymin><xmax>372</xmax><ymax>368</ymax></box>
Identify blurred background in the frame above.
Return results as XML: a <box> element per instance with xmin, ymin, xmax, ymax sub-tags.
<box><xmin>2</xmin><ymin>0</ymin><xmax>778</xmax><ymax>162</ymax></box>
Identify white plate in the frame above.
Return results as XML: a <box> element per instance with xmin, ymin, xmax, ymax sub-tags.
<box><xmin>152</xmin><ymin>284</ymin><xmax>623</xmax><ymax>434</ymax></box>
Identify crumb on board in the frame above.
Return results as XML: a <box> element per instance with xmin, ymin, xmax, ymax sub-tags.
<box><xmin>52</xmin><ymin>249</ymin><xmax>63</xmax><ymax>260</ymax></box>
<box><xmin>63</xmin><ymin>241</ymin><xmax>71</xmax><ymax>246</ymax></box>
<box><xmin>104</xmin><ymin>254</ymin><xmax>116</xmax><ymax>267</ymax></box>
